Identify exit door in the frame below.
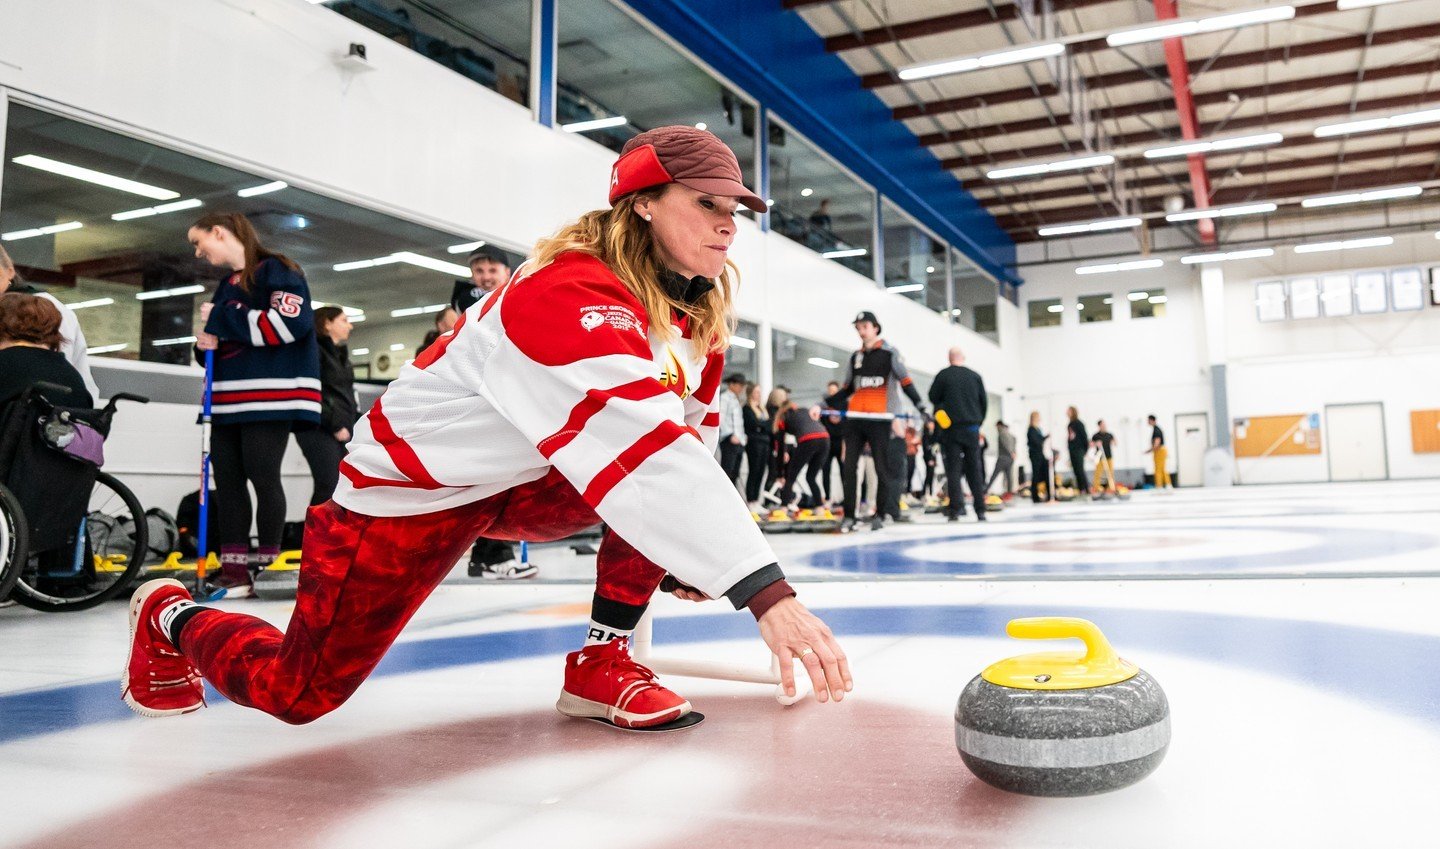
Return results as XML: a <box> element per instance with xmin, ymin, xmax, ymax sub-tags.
<box><xmin>1325</xmin><ymin>403</ymin><xmax>1388</xmax><ymax>482</ymax></box>
<box><xmin>1175</xmin><ymin>412</ymin><xmax>1209</xmax><ymax>488</ymax></box>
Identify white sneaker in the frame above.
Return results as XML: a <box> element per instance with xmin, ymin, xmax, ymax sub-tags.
<box><xmin>474</xmin><ymin>559</ymin><xmax>539</xmax><ymax>580</ymax></box>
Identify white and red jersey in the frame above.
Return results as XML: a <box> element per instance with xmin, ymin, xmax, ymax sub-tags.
<box><xmin>335</xmin><ymin>252</ymin><xmax>777</xmax><ymax>599</ymax></box>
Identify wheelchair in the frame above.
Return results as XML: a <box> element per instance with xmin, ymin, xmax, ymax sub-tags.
<box><xmin>0</xmin><ymin>382</ymin><xmax>150</xmax><ymax>612</ymax></box>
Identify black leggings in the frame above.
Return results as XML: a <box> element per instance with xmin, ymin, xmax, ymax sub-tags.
<box><xmin>744</xmin><ymin>439</ymin><xmax>771</xmax><ymax>502</ymax></box>
<box><xmin>296</xmin><ymin>428</ymin><xmax>347</xmax><ymax>506</ymax></box>
<box><xmin>780</xmin><ymin>438</ymin><xmax>829</xmax><ymax>507</ymax></box>
<box><xmin>211</xmin><ymin>421</ymin><xmax>291</xmax><ymax>550</ymax></box>
<box><xmin>1030</xmin><ymin>452</ymin><xmax>1052</xmax><ymax>503</ymax></box>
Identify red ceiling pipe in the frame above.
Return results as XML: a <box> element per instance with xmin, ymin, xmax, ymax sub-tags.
<box><xmin>1154</xmin><ymin>0</ymin><xmax>1216</xmax><ymax>243</ymax></box>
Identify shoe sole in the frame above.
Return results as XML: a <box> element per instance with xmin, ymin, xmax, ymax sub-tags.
<box><xmin>478</xmin><ymin>567</ymin><xmax>539</xmax><ymax>580</ymax></box>
<box><xmin>121</xmin><ymin>579</ymin><xmax>205</xmax><ymax>719</ymax></box>
<box><xmin>555</xmin><ymin>690</ymin><xmax>690</xmax><ymax>728</ymax></box>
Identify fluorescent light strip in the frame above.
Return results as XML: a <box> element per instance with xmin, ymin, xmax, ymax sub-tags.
<box><xmin>351</xmin><ymin>347</ymin><xmax>370</xmax><ymax>357</ymax></box>
<box><xmin>1107</xmin><ymin>5</ymin><xmax>1295</xmax><ymax>48</ymax></box>
<box><xmin>1180</xmin><ymin>248</ymin><xmax>1276</xmax><ymax>264</ymax></box>
<box><xmin>807</xmin><ymin>357</ymin><xmax>841</xmax><ymax>369</ymax></box>
<box><xmin>2</xmin><ymin>221</ymin><xmax>83</xmax><ymax>241</ymax></box>
<box><xmin>152</xmin><ymin>335</ymin><xmax>198</xmax><ymax>347</ymax></box>
<box><xmin>1166</xmin><ymin>202</ymin><xmax>1277</xmax><ymax>222</ymax></box>
<box><xmin>1336</xmin><ymin>0</ymin><xmax>1413</xmax><ymax>8</ymax></box>
<box><xmin>822</xmin><ymin>247</ymin><xmax>868</xmax><ymax>259</ymax></box>
<box><xmin>390</xmin><ymin>343</ymin><xmax>406</xmax><ymax>351</ymax></box>
<box><xmin>1300</xmin><ymin>185</ymin><xmax>1423</xmax><ymax>208</ymax></box>
<box><xmin>729</xmin><ymin>336</ymin><xmax>756</xmax><ymax>349</ymax></box>
<box><xmin>86</xmin><ymin>343</ymin><xmax>128</xmax><ymax>355</ymax></box>
<box><xmin>446</xmin><ymin>240</ymin><xmax>486</xmax><ymax>254</ymax></box>
<box><xmin>1293</xmin><ymin>236</ymin><xmax>1394</xmax><ymax>254</ymax></box>
<box><xmin>562</xmin><ymin>115</ymin><xmax>628</xmax><ymax>133</ymax></box>
<box><xmin>1315</xmin><ymin>106</ymin><xmax>1440</xmax><ymax>138</ymax></box>
<box><xmin>899</xmin><ymin>42</ymin><xmax>1065</xmax><ymax>81</ymax></box>
<box><xmin>111</xmin><ymin>198</ymin><xmax>203</xmax><ymax>221</ymax></box>
<box><xmin>1038</xmin><ymin>216</ymin><xmax>1141</xmax><ymax>237</ymax></box>
<box><xmin>1046</xmin><ymin>304</ymin><xmax>1065</xmax><ymax>313</ymax></box>
<box><xmin>237</xmin><ymin>181</ymin><xmax>288</xmax><ymax>197</ymax></box>
<box><xmin>988</xmin><ymin>154</ymin><xmax>1114</xmax><ymax>180</ymax></box>
<box><xmin>66</xmin><ymin>297</ymin><xmax>115</xmax><ymax>310</ymax></box>
<box><xmin>391</xmin><ymin>251</ymin><xmax>470</xmax><ymax>277</ymax></box>
<box><xmin>11</xmin><ymin>154</ymin><xmax>180</xmax><ymax>200</ymax></box>
<box><xmin>1075</xmin><ymin>258</ymin><xmax>1164</xmax><ymax>275</ymax></box>
<box><xmin>1126</xmin><ymin>291</ymin><xmax>1150</xmax><ymax>301</ymax></box>
<box><xmin>135</xmin><ymin>284</ymin><xmax>205</xmax><ymax>301</ymax></box>
<box><xmin>887</xmin><ymin>283</ymin><xmax>925</xmax><ymax>294</ymax></box>
<box><xmin>1149</xmin><ymin>295</ymin><xmax>1168</xmax><ymax>304</ymax></box>
<box><xmin>1143</xmin><ymin>132</ymin><xmax>1282</xmax><ymax>159</ymax></box>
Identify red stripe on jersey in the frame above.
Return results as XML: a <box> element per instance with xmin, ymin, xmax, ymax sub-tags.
<box><xmin>212</xmin><ymin>389</ymin><xmax>322</xmax><ymax>404</ymax></box>
<box><xmin>412</xmin><ymin>309</ymin><xmax>469</xmax><ymax>370</ymax></box>
<box><xmin>690</xmin><ymin>351</ymin><xmax>724</xmax><ymax>406</ymax></box>
<box><xmin>367</xmin><ymin>398</ymin><xmax>445</xmax><ymax>489</ymax></box>
<box><xmin>701</xmin><ymin>412</ymin><xmax>720</xmax><ymax>427</ymax></box>
<box><xmin>798</xmin><ymin>431</ymin><xmax>828</xmax><ymax>444</ymax></box>
<box><xmin>582</xmin><ymin>421</ymin><xmax>686</xmax><ymax>506</ymax></box>
<box><xmin>339</xmin><ymin>460</ymin><xmax>435</xmax><ymax>490</ymax></box>
<box><xmin>538</xmin><ymin>378</ymin><xmax>668</xmax><ymax>459</ymax></box>
<box><xmin>257</xmin><ymin>313</ymin><xmax>281</xmax><ymax>346</ymax></box>
<box><xmin>900</xmin><ymin>377</ymin><xmax>913</xmax><ymax>387</ymax></box>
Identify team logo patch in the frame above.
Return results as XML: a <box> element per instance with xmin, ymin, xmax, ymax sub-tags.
<box><xmin>579</xmin><ymin>304</ymin><xmax>645</xmax><ymax>337</ymax></box>
<box><xmin>271</xmin><ymin>291</ymin><xmax>304</xmax><ymax>318</ymax></box>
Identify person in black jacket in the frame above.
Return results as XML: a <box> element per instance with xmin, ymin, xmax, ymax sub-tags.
<box><xmin>1066</xmin><ymin>406</ymin><xmax>1089</xmax><ymax>495</ymax></box>
<box><xmin>928</xmin><ymin>347</ymin><xmax>988</xmax><ymax>521</ymax></box>
<box><xmin>0</xmin><ymin>292</ymin><xmax>93</xmax><ymax>408</ymax></box>
<box><xmin>296</xmin><ymin>306</ymin><xmax>358</xmax><ymax>506</ymax></box>
<box><xmin>1028</xmin><ymin>411</ymin><xmax>1052</xmax><ymax>503</ymax></box>
<box><xmin>742</xmin><ymin>382</ymin><xmax>772</xmax><ymax>509</ymax></box>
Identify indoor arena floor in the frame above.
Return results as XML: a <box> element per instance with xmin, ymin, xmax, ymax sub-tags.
<box><xmin>3</xmin><ymin>480</ymin><xmax>1439</xmax><ymax>848</ymax></box>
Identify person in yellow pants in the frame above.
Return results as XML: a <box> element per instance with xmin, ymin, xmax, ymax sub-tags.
<box><xmin>1145</xmin><ymin>414</ymin><xmax>1171</xmax><ymax>488</ymax></box>
<box><xmin>1090</xmin><ymin>420</ymin><xmax>1118</xmax><ymax>493</ymax></box>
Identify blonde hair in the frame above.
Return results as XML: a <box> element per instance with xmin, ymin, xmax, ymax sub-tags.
<box><xmin>529</xmin><ymin>188</ymin><xmax>735</xmax><ymax>353</ymax></box>
<box><xmin>0</xmin><ymin>244</ymin><xmax>13</xmax><ymax>273</ymax></box>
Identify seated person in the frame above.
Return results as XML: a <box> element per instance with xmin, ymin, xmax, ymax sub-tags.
<box><xmin>0</xmin><ymin>292</ymin><xmax>94</xmax><ymax>408</ymax></box>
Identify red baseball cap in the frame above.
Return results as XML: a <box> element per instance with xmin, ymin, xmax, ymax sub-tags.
<box><xmin>608</xmin><ymin>126</ymin><xmax>767</xmax><ymax>213</ymax></box>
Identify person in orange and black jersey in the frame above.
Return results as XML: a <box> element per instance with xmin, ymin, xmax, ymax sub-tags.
<box><xmin>829</xmin><ymin>312</ymin><xmax>928</xmax><ymax>533</ymax></box>
<box><xmin>774</xmin><ymin>398</ymin><xmax>830</xmax><ymax>510</ymax></box>
<box><xmin>818</xmin><ymin>380</ymin><xmax>843</xmax><ymax>505</ymax></box>
<box><xmin>742</xmin><ymin>382</ymin><xmax>772</xmax><ymax>511</ymax></box>
<box><xmin>928</xmin><ymin>346</ymin><xmax>988</xmax><ymax>522</ymax></box>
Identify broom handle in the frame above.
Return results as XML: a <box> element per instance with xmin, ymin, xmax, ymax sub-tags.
<box><xmin>195</xmin><ymin>348</ymin><xmax>214</xmax><ymax>595</ymax></box>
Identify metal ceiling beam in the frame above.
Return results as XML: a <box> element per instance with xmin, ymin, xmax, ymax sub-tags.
<box><xmin>867</xmin><ymin>20</ymin><xmax>1440</xmax><ymax>92</ymax></box>
<box><xmin>993</xmin><ymin>162</ymin><xmax>1440</xmax><ymax>235</ymax></box>
<box><xmin>909</xmin><ymin>58</ymin><xmax>1440</xmax><ymax>145</ymax></box>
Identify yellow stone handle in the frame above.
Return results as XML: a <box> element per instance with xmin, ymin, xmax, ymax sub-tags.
<box><xmin>1006</xmin><ymin>617</ymin><xmax>1121</xmax><ymax>668</ymax></box>
<box><xmin>935</xmin><ymin>410</ymin><xmax>952</xmax><ymax>429</ymax></box>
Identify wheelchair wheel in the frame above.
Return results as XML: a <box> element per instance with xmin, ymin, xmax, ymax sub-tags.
<box><xmin>9</xmin><ymin>472</ymin><xmax>147</xmax><ymax>612</ymax></box>
<box><xmin>0</xmin><ymin>482</ymin><xmax>30</xmax><ymax>603</ymax></box>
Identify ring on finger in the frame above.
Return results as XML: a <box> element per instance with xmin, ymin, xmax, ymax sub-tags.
<box><xmin>798</xmin><ymin>647</ymin><xmax>815</xmax><ymax>658</ymax></box>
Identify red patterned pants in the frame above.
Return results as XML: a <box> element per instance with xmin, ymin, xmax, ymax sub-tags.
<box><xmin>179</xmin><ymin>470</ymin><xmax>662</xmax><ymax>724</ymax></box>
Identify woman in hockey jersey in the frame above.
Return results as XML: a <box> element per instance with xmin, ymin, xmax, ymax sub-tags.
<box><xmin>189</xmin><ymin>213</ymin><xmax>320</xmax><ymax>596</ymax></box>
<box><xmin>124</xmin><ymin>127</ymin><xmax>852</xmax><ymax>729</ymax></box>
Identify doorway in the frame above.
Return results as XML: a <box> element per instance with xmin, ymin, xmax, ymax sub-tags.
<box><xmin>1325</xmin><ymin>403</ymin><xmax>1388</xmax><ymax>482</ymax></box>
<box><xmin>1174</xmin><ymin>412</ymin><xmax>1209</xmax><ymax>488</ymax></box>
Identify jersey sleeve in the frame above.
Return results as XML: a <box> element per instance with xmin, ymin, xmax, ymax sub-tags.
<box><xmin>482</xmin><ymin>270</ymin><xmax>777</xmax><ymax>601</ymax></box>
<box><xmin>890</xmin><ymin>348</ymin><xmax>926</xmax><ymax>408</ymax></box>
<box><xmin>205</xmin><ymin>261</ymin><xmax>315</xmax><ymax>348</ymax></box>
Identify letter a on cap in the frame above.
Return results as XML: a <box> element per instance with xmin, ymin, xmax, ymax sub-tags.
<box><xmin>608</xmin><ymin>144</ymin><xmax>674</xmax><ymax>206</ymax></box>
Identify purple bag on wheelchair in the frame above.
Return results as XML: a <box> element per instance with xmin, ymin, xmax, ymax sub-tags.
<box><xmin>40</xmin><ymin>410</ymin><xmax>105</xmax><ymax>467</ymax></box>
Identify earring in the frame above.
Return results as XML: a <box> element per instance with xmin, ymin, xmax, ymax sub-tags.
<box><xmin>644</xmin><ymin>214</ymin><xmax>653</xmax><ymax>221</ymax></box>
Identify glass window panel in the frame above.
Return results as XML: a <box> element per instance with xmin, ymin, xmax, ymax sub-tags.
<box><xmin>1321</xmin><ymin>273</ymin><xmax>1353</xmax><ymax>317</ymax></box>
<box><xmin>1</xmin><ymin>103</ymin><xmax>483</xmax><ymax>379</ymax></box>
<box><xmin>1286</xmin><ymin>278</ymin><xmax>1317</xmax><ymax>319</ymax></box>
<box><xmin>723</xmin><ymin>319</ymin><xmax>759</xmax><ymax>383</ymax></box>
<box><xmin>1354</xmin><ymin>270</ymin><xmax>1387</xmax><ymax>314</ymax></box>
<box><xmin>325</xmin><ymin>0</ymin><xmax>531</xmax><ymax>107</ymax></box>
<box><xmin>950</xmin><ymin>248</ymin><xmax>998</xmax><ymax>341</ymax></box>
<box><xmin>1029</xmin><ymin>298</ymin><xmax>1063</xmax><ymax>327</ymax></box>
<box><xmin>768</xmin><ymin>123</ymin><xmax>873</xmax><ymax>277</ymax></box>
<box><xmin>1077</xmin><ymin>293</ymin><xmax>1112</xmax><ymax>323</ymax></box>
<box><xmin>771</xmin><ymin>329</ymin><xmax>848</xmax><ymax>407</ymax></box>
<box><xmin>1392</xmin><ymin>268</ymin><xmax>1423</xmax><ymax>312</ymax></box>
<box><xmin>1129</xmin><ymin>288</ymin><xmax>1165</xmax><ymax>319</ymax></box>
<box><xmin>880</xmin><ymin>199</ymin><xmax>945</xmax><ymax>314</ymax></box>
<box><xmin>556</xmin><ymin>0</ymin><xmax>755</xmax><ymax>192</ymax></box>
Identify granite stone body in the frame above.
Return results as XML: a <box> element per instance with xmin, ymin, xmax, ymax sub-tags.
<box><xmin>955</xmin><ymin>669</ymin><xmax>1170</xmax><ymax>797</ymax></box>
<box><xmin>252</xmin><ymin>568</ymin><xmax>300</xmax><ymax>601</ymax></box>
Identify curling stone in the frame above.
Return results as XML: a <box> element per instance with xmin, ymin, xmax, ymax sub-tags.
<box><xmin>984</xmin><ymin>494</ymin><xmax>1005</xmax><ymax>512</ymax></box>
<box><xmin>955</xmin><ymin>617</ymin><xmax>1169</xmax><ymax>797</ymax></box>
<box><xmin>253</xmin><ymin>549</ymin><xmax>303</xmax><ymax>600</ymax></box>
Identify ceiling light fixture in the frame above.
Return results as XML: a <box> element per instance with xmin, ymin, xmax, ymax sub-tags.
<box><xmin>822</xmin><ymin>247</ymin><xmax>868</xmax><ymax>259</ymax></box>
<box><xmin>446</xmin><ymin>240</ymin><xmax>486</xmax><ymax>254</ymax></box>
<box><xmin>807</xmin><ymin>357</ymin><xmax>841</xmax><ymax>369</ymax></box>
<box><xmin>1143</xmin><ymin>132</ymin><xmax>1283</xmax><ymax>159</ymax></box>
<box><xmin>351</xmin><ymin>347</ymin><xmax>370</xmax><ymax>357</ymax></box>
<box><xmin>389</xmin><ymin>303</ymin><xmax>450</xmax><ymax>318</ymax></box>
<box><xmin>1166</xmin><ymin>202</ymin><xmax>1277</xmax><ymax>222</ymax></box>
<box><xmin>1038</xmin><ymin>216</ymin><xmax>1141</xmax><ymax>237</ymax></box>
<box><xmin>111</xmin><ymin>198</ymin><xmax>204</xmax><ymax>221</ymax></box>
<box><xmin>987</xmin><ymin>154</ymin><xmax>1114</xmax><ymax>180</ymax></box>
<box><xmin>729</xmin><ymin>336</ymin><xmax>756</xmax><ymax>349</ymax></box>
<box><xmin>1075</xmin><ymin>258</ymin><xmax>1164</xmax><ymax>275</ymax></box>
<box><xmin>1046</xmin><ymin>304</ymin><xmax>1065</xmax><ymax>313</ymax></box>
<box><xmin>1314</xmin><ymin>106</ymin><xmax>1440</xmax><ymax>138</ymax></box>
<box><xmin>2</xmin><ymin>221</ymin><xmax>83</xmax><ymax>241</ymax></box>
<box><xmin>887</xmin><ymin>283</ymin><xmax>925</xmax><ymax>294</ymax></box>
<box><xmin>899</xmin><ymin>42</ymin><xmax>1065</xmax><ymax>81</ymax></box>
<box><xmin>561</xmin><ymin>115</ymin><xmax>628</xmax><ymax>133</ymax></box>
<box><xmin>11</xmin><ymin>154</ymin><xmax>180</xmax><ymax>200</ymax></box>
<box><xmin>1336</xmin><ymin>0</ymin><xmax>1415</xmax><ymax>8</ymax></box>
<box><xmin>390</xmin><ymin>343</ymin><xmax>406</xmax><ymax>351</ymax></box>
<box><xmin>333</xmin><ymin>252</ymin><xmax>468</xmax><ymax>276</ymax></box>
<box><xmin>1106</xmin><ymin>5</ymin><xmax>1295</xmax><ymax>48</ymax></box>
<box><xmin>1300</xmin><ymin>185</ymin><xmax>1423</xmax><ymax>208</ymax></box>
<box><xmin>86</xmin><ymin>343</ymin><xmax>129</xmax><ymax>355</ymax></box>
<box><xmin>1126</xmin><ymin>291</ymin><xmax>1150</xmax><ymax>301</ymax></box>
<box><xmin>1293</xmin><ymin>236</ymin><xmax>1394</xmax><ymax>254</ymax></box>
<box><xmin>136</xmin><ymin>284</ymin><xmax>206</xmax><ymax>301</ymax></box>
<box><xmin>237</xmin><ymin>180</ymin><xmax>288</xmax><ymax>197</ymax></box>
<box><xmin>152</xmin><ymin>335</ymin><xmax>198</xmax><ymax>347</ymax></box>
<box><xmin>66</xmin><ymin>297</ymin><xmax>115</xmax><ymax>310</ymax></box>
<box><xmin>1180</xmin><ymin>248</ymin><xmax>1276</xmax><ymax>264</ymax></box>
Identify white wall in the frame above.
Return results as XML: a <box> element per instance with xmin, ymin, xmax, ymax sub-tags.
<box><xmin>0</xmin><ymin>0</ymin><xmax>1006</xmax><ymax>517</ymax></box>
